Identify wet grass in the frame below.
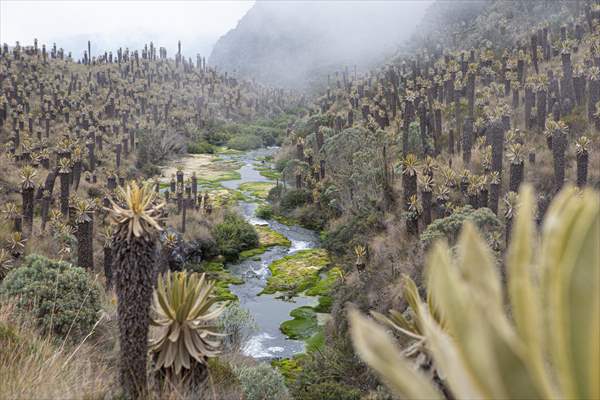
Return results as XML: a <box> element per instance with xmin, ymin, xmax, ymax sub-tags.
<box><xmin>238</xmin><ymin>225</ymin><xmax>291</xmax><ymax>260</ymax></box>
<box><xmin>261</xmin><ymin>249</ymin><xmax>330</xmax><ymax>296</ymax></box>
<box><xmin>185</xmin><ymin>261</ymin><xmax>243</xmax><ymax>302</ymax></box>
<box><xmin>238</xmin><ymin>182</ymin><xmax>275</xmax><ymax>200</ymax></box>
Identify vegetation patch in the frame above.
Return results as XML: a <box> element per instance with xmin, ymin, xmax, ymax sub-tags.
<box><xmin>305</xmin><ymin>267</ymin><xmax>341</xmax><ymax>297</ymax></box>
<box><xmin>160</xmin><ymin>154</ymin><xmax>242</xmax><ymax>183</ymax></box>
<box><xmin>0</xmin><ymin>254</ymin><xmax>102</xmax><ymax>341</ymax></box>
<box><xmin>254</xmin><ymin>164</ymin><xmax>282</xmax><ymax>180</ymax></box>
<box><xmin>420</xmin><ymin>205</ymin><xmax>502</xmax><ymax>248</ymax></box>
<box><xmin>271</xmin><ymin>355</ymin><xmax>305</xmax><ymax>384</ymax></box>
<box><xmin>256</xmin><ymin>225</ymin><xmax>291</xmax><ymax>248</ymax></box>
<box><xmin>213</xmin><ymin>213</ymin><xmax>260</xmax><ymax>261</ymax></box>
<box><xmin>255</xmin><ymin>204</ymin><xmax>273</xmax><ymax>219</ymax></box>
<box><xmin>313</xmin><ymin>295</ymin><xmax>333</xmax><ymax>313</ymax></box>
<box><xmin>280</xmin><ymin>306</ymin><xmax>318</xmax><ymax>340</ymax></box>
<box><xmin>183</xmin><ymin>261</ymin><xmax>243</xmax><ymax>302</ymax></box>
<box><xmin>272</xmin><ymin>214</ymin><xmax>300</xmax><ymax>227</ymax></box>
<box><xmin>239</xmin><ymin>182</ymin><xmax>275</xmax><ymax>199</ymax></box>
<box><xmin>214</xmin><ymin>146</ymin><xmax>243</xmax><ymax>155</ymax></box>
<box><xmin>238</xmin><ymin>225</ymin><xmax>290</xmax><ymax>260</ymax></box>
<box><xmin>262</xmin><ymin>249</ymin><xmax>330</xmax><ymax>296</ymax></box>
<box><xmin>205</xmin><ymin>188</ymin><xmax>247</xmax><ymax>208</ymax></box>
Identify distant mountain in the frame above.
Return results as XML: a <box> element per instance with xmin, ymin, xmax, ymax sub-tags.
<box><xmin>209</xmin><ymin>1</ymin><xmax>430</xmax><ymax>89</ymax></box>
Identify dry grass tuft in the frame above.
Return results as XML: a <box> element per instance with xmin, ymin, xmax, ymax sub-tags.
<box><xmin>0</xmin><ymin>302</ymin><xmax>116</xmax><ymax>399</ymax></box>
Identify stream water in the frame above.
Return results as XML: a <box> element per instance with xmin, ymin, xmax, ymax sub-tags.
<box><xmin>220</xmin><ymin>148</ymin><xmax>321</xmax><ymax>360</ymax></box>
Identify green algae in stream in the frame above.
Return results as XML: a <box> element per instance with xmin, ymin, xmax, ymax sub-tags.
<box><xmin>184</xmin><ymin>261</ymin><xmax>243</xmax><ymax>302</ymax></box>
<box><xmin>238</xmin><ymin>182</ymin><xmax>275</xmax><ymax>199</ymax></box>
<box><xmin>238</xmin><ymin>225</ymin><xmax>291</xmax><ymax>260</ymax></box>
<box><xmin>306</xmin><ymin>267</ymin><xmax>342</xmax><ymax>297</ymax></box>
<box><xmin>272</xmin><ymin>214</ymin><xmax>300</xmax><ymax>227</ymax></box>
<box><xmin>261</xmin><ymin>249</ymin><xmax>330</xmax><ymax>296</ymax></box>
<box><xmin>280</xmin><ymin>306</ymin><xmax>318</xmax><ymax>340</ymax></box>
<box><xmin>256</xmin><ymin>225</ymin><xmax>291</xmax><ymax>247</ymax></box>
<box><xmin>215</xmin><ymin>146</ymin><xmax>243</xmax><ymax>155</ymax></box>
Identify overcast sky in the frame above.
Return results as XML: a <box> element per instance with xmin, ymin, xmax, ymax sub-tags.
<box><xmin>0</xmin><ymin>0</ymin><xmax>255</xmax><ymax>58</ymax></box>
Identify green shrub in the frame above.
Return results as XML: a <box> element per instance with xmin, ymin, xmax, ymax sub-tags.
<box><xmin>187</xmin><ymin>140</ymin><xmax>215</xmax><ymax>154</ymax></box>
<box><xmin>0</xmin><ymin>254</ymin><xmax>102</xmax><ymax>341</ymax></box>
<box><xmin>295</xmin><ymin>381</ymin><xmax>361</xmax><ymax>400</ymax></box>
<box><xmin>297</xmin><ymin>205</ymin><xmax>327</xmax><ymax>230</ymax></box>
<box><xmin>420</xmin><ymin>205</ymin><xmax>502</xmax><ymax>248</ymax></box>
<box><xmin>255</xmin><ymin>204</ymin><xmax>273</xmax><ymax>219</ymax></box>
<box><xmin>213</xmin><ymin>213</ymin><xmax>259</xmax><ymax>261</ymax></box>
<box><xmin>234</xmin><ymin>363</ymin><xmax>289</xmax><ymax>400</ymax></box>
<box><xmin>280</xmin><ymin>189</ymin><xmax>311</xmax><ymax>211</ymax></box>
<box><xmin>218</xmin><ymin>303</ymin><xmax>257</xmax><ymax>352</ymax></box>
<box><xmin>322</xmin><ymin>212</ymin><xmax>383</xmax><ymax>255</ymax></box>
<box><xmin>226</xmin><ymin>134</ymin><xmax>264</xmax><ymax>151</ymax></box>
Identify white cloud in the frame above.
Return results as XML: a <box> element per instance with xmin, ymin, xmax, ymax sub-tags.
<box><xmin>0</xmin><ymin>0</ymin><xmax>255</xmax><ymax>57</ymax></box>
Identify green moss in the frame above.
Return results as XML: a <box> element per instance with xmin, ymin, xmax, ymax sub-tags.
<box><xmin>272</xmin><ymin>214</ymin><xmax>300</xmax><ymax>226</ymax></box>
<box><xmin>239</xmin><ymin>247</ymin><xmax>268</xmax><ymax>260</ymax></box>
<box><xmin>313</xmin><ymin>295</ymin><xmax>333</xmax><ymax>313</ymax></box>
<box><xmin>254</xmin><ymin>165</ymin><xmax>281</xmax><ymax>180</ymax></box>
<box><xmin>280</xmin><ymin>306</ymin><xmax>318</xmax><ymax>340</ymax></box>
<box><xmin>305</xmin><ymin>329</ymin><xmax>325</xmax><ymax>353</ymax></box>
<box><xmin>183</xmin><ymin>261</ymin><xmax>243</xmax><ymax>302</ymax></box>
<box><xmin>237</xmin><ymin>227</ymin><xmax>290</xmax><ymax>260</ymax></box>
<box><xmin>239</xmin><ymin>182</ymin><xmax>275</xmax><ymax>199</ymax></box>
<box><xmin>271</xmin><ymin>355</ymin><xmax>305</xmax><ymax>384</ymax></box>
<box><xmin>261</xmin><ymin>249</ymin><xmax>330</xmax><ymax>296</ymax></box>
<box><xmin>215</xmin><ymin>146</ymin><xmax>243</xmax><ymax>155</ymax></box>
<box><xmin>256</xmin><ymin>225</ymin><xmax>291</xmax><ymax>248</ymax></box>
<box><xmin>207</xmin><ymin>169</ymin><xmax>241</xmax><ymax>182</ymax></box>
<box><xmin>305</xmin><ymin>267</ymin><xmax>341</xmax><ymax>297</ymax></box>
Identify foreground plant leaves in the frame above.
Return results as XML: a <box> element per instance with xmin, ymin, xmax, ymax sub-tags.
<box><xmin>349</xmin><ymin>185</ymin><xmax>599</xmax><ymax>399</ymax></box>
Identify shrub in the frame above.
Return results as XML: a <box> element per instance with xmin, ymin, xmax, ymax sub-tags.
<box><xmin>295</xmin><ymin>381</ymin><xmax>361</xmax><ymax>400</ymax></box>
<box><xmin>187</xmin><ymin>140</ymin><xmax>215</xmax><ymax>154</ymax></box>
<box><xmin>255</xmin><ymin>204</ymin><xmax>273</xmax><ymax>219</ymax></box>
<box><xmin>322</xmin><ymin>212</ymin><xmax>383</xmax><ymax>255</ymax></box>
<box><xmin>419</xmin><ymin>205</ymin><xmax>502</xmax><ymax>248</ymax></box>
<box><xmin>226</xmin><ymin>134</ymin><xmax>264</xmax><ymax>151</ymax></box>
<box><xmin>217</xmin><ymin>303</ymin><xmax>257</xmax><ymax>352</ymax></box>
<box><xmin>280</xmin><ymin>189</ymin><xmax>311</xmax><ymax>211</ymax></box>
<box><xmin>234</xmin><ymin>363</ymin><xmax>289</xmax><ymax>400</ymax></box>
<box><xmin>213</xmin><ymin>213</ymin><xmax>259</xmax><ymax>261</ymax></box>
<box><xmin>297</xmin><ymin>205</ymin><xmax>327</xmax><ymax>230</ymax></box>
<box><xmin>0</xmin><ymin>254</ymin><xmax>102</xmax><ymax>341</ymax></box>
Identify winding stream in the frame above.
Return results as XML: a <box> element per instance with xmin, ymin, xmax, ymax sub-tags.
<box><xmin>220</xmin><ymin>148</ymin><xmax>321</xmax><ymax>359</ymax></box>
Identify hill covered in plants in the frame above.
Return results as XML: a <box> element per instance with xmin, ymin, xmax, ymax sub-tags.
<box><xmin>264</xmin><ymin>0</ymin><xmax>600</xmax><ymax>397</ymax></box>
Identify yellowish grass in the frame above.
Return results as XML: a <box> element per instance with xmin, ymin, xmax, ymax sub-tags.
<box><xmin>0</xmin><ymin>302</ymin><xmax>116</xmax><ymax>399</ymax></box>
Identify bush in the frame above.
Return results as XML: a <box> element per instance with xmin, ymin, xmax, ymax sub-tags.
<box><xmin>218</xmin><ymin>303</ymin><xmax>257</xmax><ymax>352</ymax></box>
<box><xmin>0</xmin><ymin>254</ymin><xmax>102</xmax><ymax>341</ymax></box>
<box><xmin>322</xmin><ymin>212</ymin><xmax>383</xmax><ymax>255</ymax></box>
<box><xmin>227</xmin><ymin>134</ymin><xmax>264</xmax><ymax>151</ymax></box>
<box><xmin>295</xmin><ymin>381</ymin><xmax>361</xmax><ymax>400</ymax></box>
<box><xmin>187</xmin><ymin>140</ymin><xmax>215</xmax><ymax>154</ymax></box>
<box><xmin>213</xmin><ymin>213</ymin><xmax>259</xmax><ymax>260</ymax></box>
<box><xmin>280</xmin><ymin>189</ymin><xmax>311</xmax><ymax>211</ymax></box>
<box><xmin>420</xmin><ymin>205</ymin><xmax>502</xmax><ymax>248</ymax></box>
<box><xmin>255</xmin><ymin>204</ymin><xmax>273</xmax><ymax>219</ymax></box>
<box><xmin>297</xmin><ymin>205</ymin><xmax>327</xmax><ymax>231</ymax></box>
<box><xmin>234</xmin><ymin>363</ymin><xmax>289</xmax><ymax>400</ymax></box>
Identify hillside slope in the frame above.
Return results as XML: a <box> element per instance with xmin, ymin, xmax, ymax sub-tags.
<box><xmin>209</xmin><ymin>1</ymin><xmax>430</xmax><ymax>90</ymax></box>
